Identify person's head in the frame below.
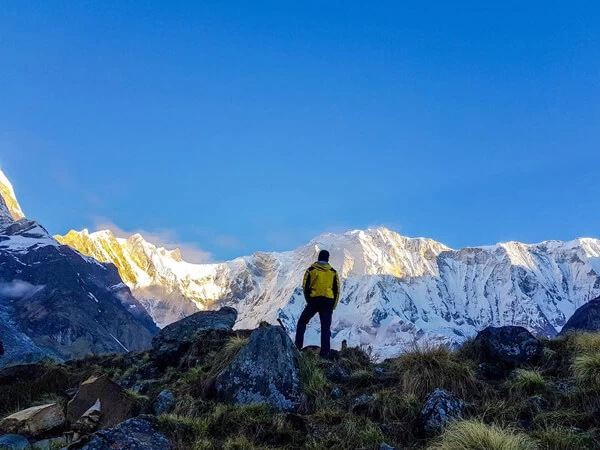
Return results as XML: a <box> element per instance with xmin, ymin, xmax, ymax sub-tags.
<box><xmin>318</xmin><ymin>250</ymin><xmax>330</xmax><ymax>263</ymax></box>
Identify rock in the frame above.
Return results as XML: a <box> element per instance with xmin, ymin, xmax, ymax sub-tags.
<box><xmin>0</xmin><ymin>434</ymin><xmax>29</xmax><ymax>450</ymax></box>
<box><xmin>418</xmin><ymin>389</ymin><xmax>465</xmax><ymax>435</ymax></box>
<box><xmin>152</xmin><ymin>390</ymin><xmax>175</xmax><ymax>416</ymax></box>
<box><xmin>324</xmin><ymin>363</ymin><xmax>350</xmax><ymax>383</ymax></box>
<box><xmin>561</xmin><ymin>296</ymin><xmax>600</xmax><ymax>334</ymax></box>
<box><xmin>352</xmin><ymin>394</ymin><xmax>375</xmax><ymax>409</ymax></box>
<box><xmin>215</xmin><ymin>326</ymin><xmax>303</xmax><ymax>412</ymax></box>
<box><xmin>351</xmin><ymin>394</ymin><xmax>375</xmax><ymax>415</ymax></box>
<box><xmin>475</xmin><ymin>326</ymin><xmax>544</xmax><ymax>367</ymax></box>
<box><xmin>75</xmin><ymin>416</ymin><xmax>171</xmax><ymax>450</ymax></box>
<box><xmin>0</xmin><ymin>403</ymin><xmax>65</xmax><ymax>437</ymax></box>
<box><xmin>67</xmin><ymin>375</ymin><xmax>136</xmax><ymax>429</ymax></box>
<box><xmin>151</xmin><ymin>307</ymin><xmax>238</xmax><ymax>363</ymax></box>
<box><xmin>330</xmin><ymin>387</ymin><xmax>344</xmax><ymax>399</ymax></box>
<box><xmin>379</xmin><ymin>443</ymin><xmax>397</xmax><ymax>450</ymax></box>
<box><xmin>72</xmin><ymin>399</ymin><xmax>102</xmax><ymax>434</ymax></box>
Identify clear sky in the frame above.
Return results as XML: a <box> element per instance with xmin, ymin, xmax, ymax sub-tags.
<box><xmin>1</xmin><ymin>1</ymin><xmax>599</xmax><ymax>262</ymax></box>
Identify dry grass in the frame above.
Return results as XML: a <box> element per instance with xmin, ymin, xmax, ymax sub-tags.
<box><xmin>390</xmin><ymin>343</ymin><xmax>479</xmax><ymax>399</ymax></box>
<box><xmin>428</xmin><ymin>420</ymin><xmax>538</xmax><ymax>450</ymax></box>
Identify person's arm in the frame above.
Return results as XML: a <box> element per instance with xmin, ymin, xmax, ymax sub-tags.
<box><xmin>303</xmin><ymin>269</ymin><xmax>312</xmax><ymax>301</ymax></box>
<box><xmin>333</xmin><ymin>271</ymin><xmax>340</xmax><ymax>309</ymax></box>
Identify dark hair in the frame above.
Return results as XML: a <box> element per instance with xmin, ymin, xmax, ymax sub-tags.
<box><xmin>318</xmin><ymin>250</ymin><xmax>330</xmax><ymax>262</ymax></box>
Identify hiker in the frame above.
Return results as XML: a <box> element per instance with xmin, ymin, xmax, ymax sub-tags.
<box><xmin>0</xmin><ymin>340</ymin><xmax>4</xmax><ymax>356</ymax></box>
<box><xmin>295</xmin><ymin>250</ymin><xmax>340</xmax><ymax>358</ymax></box>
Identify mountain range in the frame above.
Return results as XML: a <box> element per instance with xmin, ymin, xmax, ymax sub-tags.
<box><xmin>57</xmin><ymin>218</ymin><xmax>600</xmax><ymax>360</ymax></box>
<box><xmin>1</xmin><ymin>167</ymin><xmax>599</xmax><ymax>363</ymax></box>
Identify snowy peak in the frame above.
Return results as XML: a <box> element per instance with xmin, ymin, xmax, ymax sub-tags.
<box><xmin>0</xmin><ymin>169</ymin><xmax>25</xmax><ymax>221</ymax></box>
<box><xmin>308</xmin><ymin>227</ymin><xmax>450</xmax><ymax>278</ymax></box>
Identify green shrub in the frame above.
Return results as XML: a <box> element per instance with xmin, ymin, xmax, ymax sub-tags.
<box><xmin>428</xmin><ymin>420</ymin><xmax>538</xmax><ymax>450</ymax></box>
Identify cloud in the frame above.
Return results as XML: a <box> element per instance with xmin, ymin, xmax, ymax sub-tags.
<box><xmin>0</xmin><ymin>280</ymin><xmax>45</xmax><ymax>298</ymax></box>
<box><xmin>93</xmin><ymin>218</ymin><xmax>213</xmax><ymax>264</ymax></box>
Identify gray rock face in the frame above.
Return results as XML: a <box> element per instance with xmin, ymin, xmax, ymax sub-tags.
<box><xmin>418</xmin><ymin>389</ymin><xmax>465</xmax><ymax>434</ymax></box>
<box><xmin>75</xmin><ymin>417</ymin><xmax>172</xmax><ymax>450</ymax></box>
<box><xmin>215</xmin><ymin>326</ymin><xmax>303</xmax><ymax>412</ymax></box>
<box><xmin>475</xmin><ymin>326</ymin><xmax>544</xmax><ymax>367</ymax></box>
<box><xmin>0</xmin><ymin>434</ymin><xmax>29</xmax><ymax>450</ymax></box>
<box><xmin>561</xmin><ymin>296</ymin><xmax>600</xmax><ymax>335</ymax></box>
<box><xmin>151</xmin><ymin>307</ymin><xmax>237</xmax><ymax>363</ymax></box>
<box><xmin>153</xmin><ymin>390</ymin><xmax>175</xmax><ymax>416</ymax></box>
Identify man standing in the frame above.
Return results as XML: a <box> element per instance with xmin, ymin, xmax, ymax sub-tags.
<box><xmin>295</xmin><ymin>250</ymin><xmax>341</xmax><ymax>358</ymax></box>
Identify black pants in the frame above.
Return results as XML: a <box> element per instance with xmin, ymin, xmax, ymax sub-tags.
<box><xmin>295</xmin><ymin>297</ymin><xmax>335</xmax><ymax>357</ymax></box>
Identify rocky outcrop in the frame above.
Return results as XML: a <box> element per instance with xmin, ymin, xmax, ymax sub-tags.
<box><xmin>560</xmin><ymin>296</ymin><xmax>600</xmax><ymax>335</ymax></box>
<box><xmin>73</xmin><ymin>416</ymin><xmax>171</xmax><ymax>450</ymax></box>
<box><xmin>417</xmin><ymin>389</ymin><xmax>465</xmax><ymax>435</ymax></box>
<box><xmin>151</xmin><ymin>307</ymin><xmax>237</xmax><ymax>363</ymax></box>
<box><xmin>0</xmin><ymin>403</ymin><xmax>65</xmax><ymax>437</ymax></box>
<box><xmin>67</xmin><ymin>375</ymin><xmax>136</xmax><ymax>429</ymax></box>
<box><xmin>216</xmin><ymin>325</ymin><xmax>303</xmax><ymax>412</ymax></box>
<box><xmin>475</xmin><ymin>326</ymin><xmax>544</xmax><ymax>367</ymax></box>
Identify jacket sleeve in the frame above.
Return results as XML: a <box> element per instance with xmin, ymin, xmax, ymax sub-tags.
<box><xmin>332</xmin><ymin>271</ymin><xmax>341</xmax><ymax>309</ymax></box>
<box><xmin>302</xmin><ymin>269</ymin><xmax>311</xmax><ymax>301</ymax></box>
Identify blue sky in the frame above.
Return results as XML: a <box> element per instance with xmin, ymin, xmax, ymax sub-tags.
<box><xmin>1</xmin><ymin>1</ymin><xmax>599</xmax><ymax>261</ymax></box>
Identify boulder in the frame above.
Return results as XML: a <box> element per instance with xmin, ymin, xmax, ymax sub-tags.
<box><xmin>215</xmin><ymin>326</ymin><xmax>303</xmax><ymax>412</ymax></box>
<box><xmin>0</xmin><ymin>434</ymin><xmax>29</xmax><ymax>450</ymax></box>
<box><xmin>72</xmin><ymin>399</ymin><xmax>102</xmax><ymax>434</ymax></box>
<box><xmin>418</xmin><ymin>389</ymin><xmax>465</xmax><ymax>435</ymax></box>
<box><xmin>151</xmin><ymin>307</ymin><xmax>238</xmax><ymax>363</ymax></box>
<box><xmin>475</xmin><ymin>326</ymin><xmax>543</xmax><ymax>367</ymax></box>
<box><xmin>67</xmin><ymin>375</ymin><xmax>136</xmax><ymax>429</ymax></box>
<box><xmin>74</xmin><ymin>416</ymin><xmax>171</xmax><ymax>450</ymax></box>
<box><xmin>153</xmin><ymin>390</ymin><xmax>175</xmax><ymax>416</ymax></box>
<box><xmin>561</xmin><ymin>296</ymin><xmax>600</xmax><ymax>334</ymax></box>
<box><xmin>0</xmin><ymin>403</ymin><xmax>65</xmax><ymax>437</ymax></box>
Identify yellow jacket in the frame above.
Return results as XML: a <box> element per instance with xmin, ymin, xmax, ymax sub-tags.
<box><xmin>303</xmin><ymin>262</ymin><xmax>341</xmax><ymax>308</ymax></box>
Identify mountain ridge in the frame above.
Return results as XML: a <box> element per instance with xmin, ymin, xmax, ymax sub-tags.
<box><xmin>57</xmin><ymin>226</ymin><xmax>600</xmax><ymax>359</ymax></box>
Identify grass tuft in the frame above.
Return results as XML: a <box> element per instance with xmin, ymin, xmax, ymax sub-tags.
<box><xmin>505</xmin><ymin>369</ymin><xmax>550</xmax><ymax>397</ymax></box>
<box><xmin>391</xmin><ymin>343</ymin><xmax>478</xmax><ymax>399</ymax></box>
<box><xmin>428</xmin><ymin>420</ymin><xmax>538</xmax><ymax>450</ymax></box>
<box><xmin>572</xmin><ymin>353</ymin><xmax>600</xmax><ymax>389</ymax></box>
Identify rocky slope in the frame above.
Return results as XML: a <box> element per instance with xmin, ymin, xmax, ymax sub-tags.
<box><xmin>0</xmin><ymin>170</ymin><xmax>158</xmax><ymax>368</ymax></box>
<box><xmin>58</xmin><ymin>227</ymin><xmax>600</xmax><ymax>360</ymax></box>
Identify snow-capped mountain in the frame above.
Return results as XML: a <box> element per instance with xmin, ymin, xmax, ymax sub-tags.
<box><xmin>57</xmin><ymin>226</ymin><xmax>600</xmax><ymax>359</ymax></box>
<box><xmin>0</xmin><ymin>169</ymin><xmax>25</xmax><ymax>221</ymax></box>
<box><xmin>0</xmin><ymin>169</ymin><xmax>158</xmax><ymax>368</ymax></box>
